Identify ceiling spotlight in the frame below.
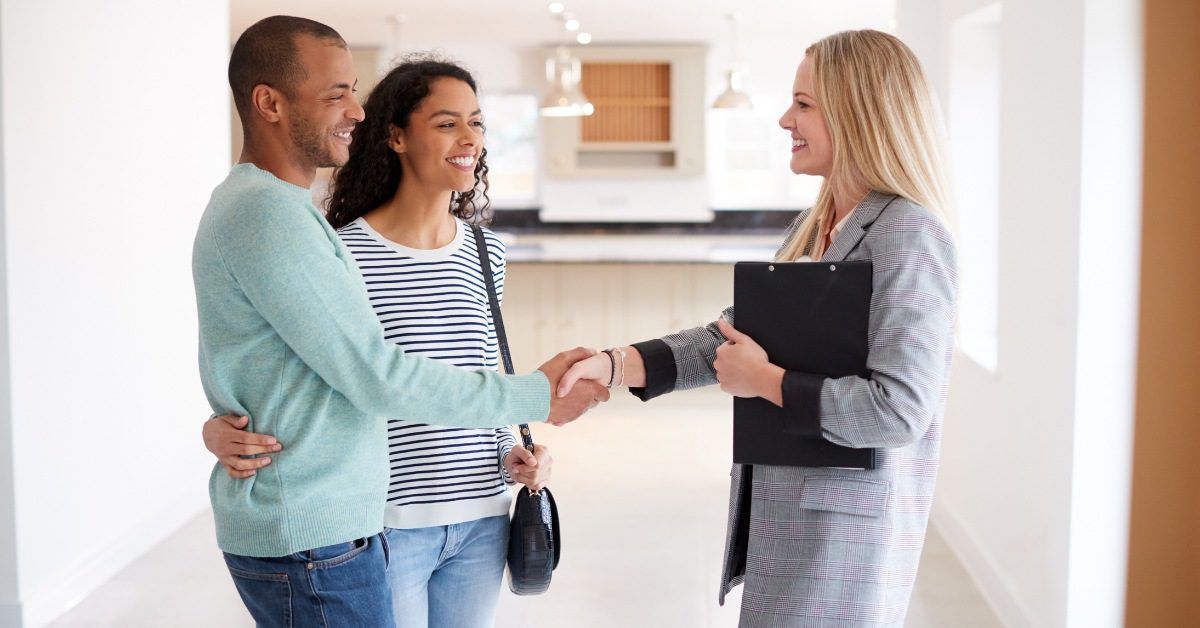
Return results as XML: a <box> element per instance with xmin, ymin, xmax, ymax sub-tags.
<box><xmin>576</xmin><ymin>32</ymin><xmax>592</xmax><ymax>45</ymax></box>
<box><xmin>548</xmin><ymin>2</ymin><xmax>564</xmax><ymax>14</ymax></box>
<box><xmin>564</xmin><ymin>18</ymin><xmax>580</xmax><ymax>32</ymax></box>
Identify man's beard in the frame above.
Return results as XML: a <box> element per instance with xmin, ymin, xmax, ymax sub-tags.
<box><xmin>289</xmin><ymin>109</ymin><xmax>340</xmax><ymax>169</ymax></box>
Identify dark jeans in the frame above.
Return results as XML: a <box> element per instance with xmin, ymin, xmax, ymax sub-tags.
<box><xmin>223</xmin><ymin>533</ymin><xmax>394</xmax><ymax>627</ymax></box>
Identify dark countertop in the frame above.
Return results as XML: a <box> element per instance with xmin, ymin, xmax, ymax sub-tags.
<box><xmin>489</xmin><ymin>208</ymin><xmax>801</xmax><ymax>235</ymax></box>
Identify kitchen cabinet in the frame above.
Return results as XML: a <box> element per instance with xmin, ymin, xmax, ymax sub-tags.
<box><xmin>542</xmin><ymin>46</ymin><xmax>706</xmax><ymax>178</ymax></box>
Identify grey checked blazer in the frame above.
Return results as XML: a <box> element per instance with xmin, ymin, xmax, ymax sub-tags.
<box><xmin>630</xmin><ymin>191</ymin><xmax>957</xmax><ymax>627</ymax></box>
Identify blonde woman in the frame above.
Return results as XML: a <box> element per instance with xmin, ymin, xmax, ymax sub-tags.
<box><xmin>560</xmin><ymin>30</ymin><xmax>957</xmax><ymax>627</ymax></box>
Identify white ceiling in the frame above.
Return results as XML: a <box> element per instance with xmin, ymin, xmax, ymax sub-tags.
<box><xmin>230</xmin><ymin>0</ymin><xmax>896</xmax><ymax>49</ymax></box>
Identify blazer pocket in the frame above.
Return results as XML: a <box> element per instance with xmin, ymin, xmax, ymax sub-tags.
<box><xmin>798</xmin><ymin>476</ymin><xmax>891</xmax><ymax>518</ymax></box>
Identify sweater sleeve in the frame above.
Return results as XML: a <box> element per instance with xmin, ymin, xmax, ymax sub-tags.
<box><xmin>203</xmin><ymin>196</ymin><xmax>549</xmax><ymax>427</ymax></box>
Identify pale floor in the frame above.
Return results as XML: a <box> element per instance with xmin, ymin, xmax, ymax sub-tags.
<box><xmin>51</xmin><ymin>389</ymin><xmax>1002</xmax><ymax>628</ymax></box>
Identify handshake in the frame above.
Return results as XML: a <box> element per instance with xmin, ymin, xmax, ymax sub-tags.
<box><xmin>538</xmin><ymin>346</ymin><xmax>632</xmax><ymax>427</ymax></box>
<box><xmin>203</xmin><ymin>345</ymin><xmax>641</xmax><ymax>480</ymax></box>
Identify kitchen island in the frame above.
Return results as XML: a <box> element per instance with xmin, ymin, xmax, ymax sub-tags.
<box><xmin>491</xmin><ymin>209</ymin><xmax>796</xmax><ymax>368</ymax></box>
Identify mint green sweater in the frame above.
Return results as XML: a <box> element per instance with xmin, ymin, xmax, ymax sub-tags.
<box><xmin>193</xmin><ymin>164</ymin><xmax>550</xmax><ymax>557</ymax></box>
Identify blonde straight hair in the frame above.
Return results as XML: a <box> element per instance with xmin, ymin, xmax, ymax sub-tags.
<box><xmin>779</xmin><ymin>30</ymin><xmax>952</xmax><ymax>262</ymax></box>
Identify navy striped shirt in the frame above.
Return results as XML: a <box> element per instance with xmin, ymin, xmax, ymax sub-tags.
<box><xmin>338</xmin><ymin>216</ymin><xmax>517</xmax><ymax>529</ymax></box>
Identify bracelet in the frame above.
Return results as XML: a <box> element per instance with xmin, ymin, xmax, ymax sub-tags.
<box><xmin>614</xmin><ymin>348</ymin><xmax>626</xmax><ymax>388</ymax></box>
<box><xmin>600</xmin><ymin>347</ymin><xmax>627</xmax><ymax>388</ymax></box>
<box><xmin>601</xmin><ymin>349</ymin><xmax>616</xmax><ymax>388</ymax></box>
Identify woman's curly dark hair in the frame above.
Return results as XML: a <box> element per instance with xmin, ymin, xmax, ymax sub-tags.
<box><xmin>325</xmin><ymin>54</ymin><xmax>491</xmax><ymax>229</ymax></box>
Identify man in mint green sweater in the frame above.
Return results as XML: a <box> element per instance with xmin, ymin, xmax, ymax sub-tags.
<box><xmin>194</xmin><ymin>17</ymin><xmax>606</xmax><ymax>627</ymax></box>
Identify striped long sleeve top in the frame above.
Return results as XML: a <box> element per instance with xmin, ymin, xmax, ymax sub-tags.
<box><xmin>338</xmin><ymin>216</ymin><xmax>518</xmax><ymax>529</ymax></box>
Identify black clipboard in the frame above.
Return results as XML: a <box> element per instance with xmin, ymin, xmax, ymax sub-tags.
<box><xmin>732</xmin><ymin>260</ymin><xmax>877</xmax><ymax>469</ymax></box>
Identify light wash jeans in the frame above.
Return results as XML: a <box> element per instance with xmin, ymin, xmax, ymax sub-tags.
<box><xmin>385</xmin><ymin>514</ymin><xmax>509</xmax><ymax>628</ymax></box>
<box><xmin>223</xmin><ymin>533</ymin><xmax>394</xmax><ymax>628</ymax></box>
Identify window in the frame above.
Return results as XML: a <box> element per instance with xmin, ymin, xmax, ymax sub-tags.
<box><xmin>478</xmin><ymin>93</ymin><xmax>540</xmax><ymax>208</ymax></box>
<box><xmin>949</xmin><ymin>2</ymin><xmax>1002</xmax><ymax>370</ymax></box>
<box><xmin>707</xmin><ymin>108</ymin><xmax>821</xmax><ymax>210</ymax></box>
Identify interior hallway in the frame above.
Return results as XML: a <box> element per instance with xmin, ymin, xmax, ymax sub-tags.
<box><xmin>50</xmin><ymin>389</ymin><xmax>1002</xmax><ymax>627</ymax></box>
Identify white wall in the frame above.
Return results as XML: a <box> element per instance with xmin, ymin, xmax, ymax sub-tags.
<box><xmin>897</xmin><ymin>0</ymin><xmax>1141</xmax><ymax>626</ymax></box>
<box><xmin>1065</xmin><ymin>0</ymin><xmax>1141</xmax><ymax>624</ymax></box>
<box><xmin>0</xmin><ymin>6</ymin><xmax>19</xmax><ymax>623</ymax></box>
<box><xmin>0</xmin><ymin>1</ymin><xmax>230</xmax><ymax>626</ymax></box>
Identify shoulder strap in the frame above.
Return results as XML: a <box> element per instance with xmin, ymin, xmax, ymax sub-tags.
<box><xmin>471</xmin><ymin>225</ymin><xmax>535</xmax><ymax>452</ymax></box>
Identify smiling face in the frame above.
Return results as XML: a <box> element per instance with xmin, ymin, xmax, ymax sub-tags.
<box><xmin>778</xmin><ymin>56</ymin><xmax>833</xmax><ymax>177</ymax></box>
<box><xmin>391</xmin><ymin>77</ymin><xmax>484</xmax><ymax>194</ymax></box>
<box><xmin>285</xmin><ymin>35</ymin><xmax>364</xmax><ymax>168</ymax></box>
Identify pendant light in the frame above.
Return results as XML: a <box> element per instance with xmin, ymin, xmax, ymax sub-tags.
<box><xmin>540</xmin><ymin>46</ymin><xmax>595</xmax><ymax>117</ymax></box>
<box><xmin>539</xmin><ymin>5</ymin><xmax>594</xmax><ymax>118</ymax></box>
<box><xmin>712</xmin><ymin>12</ymin><xmax>753</xmax><ymax>110</ymax></box>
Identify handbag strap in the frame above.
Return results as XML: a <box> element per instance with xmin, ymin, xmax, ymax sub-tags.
<box><xmin>471</xmin><ymin>225</ymin><xmax>535</xmax><ymax>453</ymax></box>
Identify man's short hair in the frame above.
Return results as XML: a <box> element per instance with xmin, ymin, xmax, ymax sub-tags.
<box><xmin>229</xmin><ymin>16</ymin><xmax>347</xmax><ymax>125</ymax></box>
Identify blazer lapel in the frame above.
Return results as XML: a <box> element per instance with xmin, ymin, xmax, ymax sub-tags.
<box><xmin>820</xmin><ymin>190</ymin><xmax>898</xmax><ymax>262</ymax></box>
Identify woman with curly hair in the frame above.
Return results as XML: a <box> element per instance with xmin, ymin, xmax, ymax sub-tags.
<box><xmin>205</xmin><ymin>56</ymin><xmax>552</xmax><ymax>628</ymax></box>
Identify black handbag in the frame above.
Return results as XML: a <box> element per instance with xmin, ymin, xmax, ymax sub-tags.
<box><xmin>471</xmin><ymin>225</ymin><xmax>561</xmax><ymax>595</ymax></box>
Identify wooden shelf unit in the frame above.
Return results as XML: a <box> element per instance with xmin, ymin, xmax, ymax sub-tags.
<box><xmin>580</xmin><ymin>62</ymin><xmax>672</xmax><ymax>143</ymax></box>
<box><xmin>542</xmin><ymin>45</ymin><xmax>706</xmax><ymax>178</ymax></box>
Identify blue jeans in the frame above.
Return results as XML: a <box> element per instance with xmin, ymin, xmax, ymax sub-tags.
<box><xmin>223</xmin><ymin>533</ymin><xmax>394</xmax><ymax>628</ymax></box>
<box><xmin>385</xmin><ymin>515</ymin><xmax>509</xmax><ymax>628</ymax></box>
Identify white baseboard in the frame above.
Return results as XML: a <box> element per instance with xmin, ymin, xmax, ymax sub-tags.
<box><xmin>20</xmin><ymin>492</ymin><xmax>208</xmax><ymax>628</ymax></box>
<box><xmin>931</xmin><ymin>501</ymin><xmax>1035</xmax><ymax>628</ymax></box>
